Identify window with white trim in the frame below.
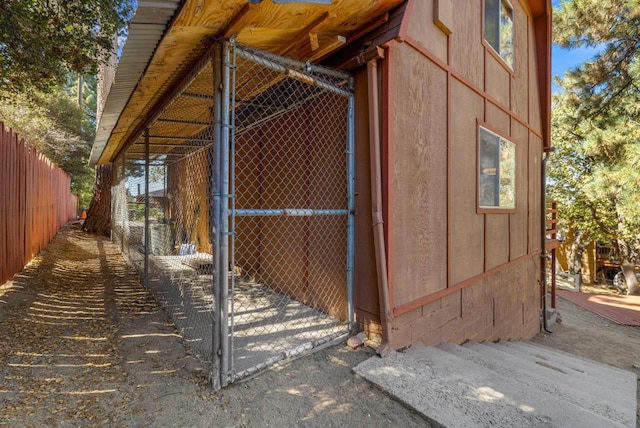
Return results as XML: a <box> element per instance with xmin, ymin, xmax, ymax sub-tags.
<box><xmin>484</xmin><ymin>0</ymin><xmax>514</xmax><ymax>69</ymax></box>
<box><xmin>479</xmin><ymin>127</ymin><xmax>516</xmax><ymax>209</ymax></box>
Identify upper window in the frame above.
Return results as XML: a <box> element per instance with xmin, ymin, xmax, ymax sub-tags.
<box><xmin>484</xmin><ymin>0</ymin><xmax>514</xmax><ymax>69</ymax></box>
<box><xmin>479</xmin><ymin>127</ymin><xmax>516</xmax><ymax>210</ymax></box>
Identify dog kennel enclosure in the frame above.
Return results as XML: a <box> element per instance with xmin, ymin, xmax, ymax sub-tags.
<box><xmin>110</xmin><ymin>39</ymin><xmax>355</xmax><ymax>389</ymax></box>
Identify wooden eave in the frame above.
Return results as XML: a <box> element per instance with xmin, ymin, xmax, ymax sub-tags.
<box><xmin>530</xmin><ymin>0</ymin><xmax>552</xmax><ymax>151</ymax></box>
<box><xmin>95</xmin><ymin>0</ymin><xmax>405</xmax><ymax>165</ymax></box>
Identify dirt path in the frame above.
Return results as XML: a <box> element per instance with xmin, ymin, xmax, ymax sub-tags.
<box><xmin>0</xmin><ymin>224</ymin><xmax>427</xmax><ymax>427</ymax></box>
<box><xmin>2</xmin><ymin>224</ymin><xmax>639</xmax><ymax>427</ymax></box>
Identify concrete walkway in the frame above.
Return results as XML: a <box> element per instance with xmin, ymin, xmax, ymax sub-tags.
<box><xmin>354</xmin><ymin>341</ymin><xmax>637</xmax><ymax>428</ymax></box>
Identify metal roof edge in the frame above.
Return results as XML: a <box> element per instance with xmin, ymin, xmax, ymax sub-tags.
<box><xmin>90</xmin><ymin>0</ymin><xmax>180</xmax><ymax>166</ymax></box>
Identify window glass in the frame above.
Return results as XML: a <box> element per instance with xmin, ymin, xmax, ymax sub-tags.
<box><xmin>484</xmin><ymin>0</ymin><xmax>514</xmax><ymax>69</ymax></box>
<box><xmin>479</xmin><ymin>127</ymin><xmax>515</xmax><ymax>209</ymax></box>
<box><xmin>484</xmin><ymin>0</ymin><xmax>500</xmax><ymax>53</ymax></box>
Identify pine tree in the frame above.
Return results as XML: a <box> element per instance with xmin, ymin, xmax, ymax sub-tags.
<box><xmin>0</xmin><ymin>1</ymin><xmax>131</xmax><ymax>95</ymax></box>
<box><xmin>552</xmin><ymin>0</ymin><xmax>640</xmax><ymax>293</ymax></box>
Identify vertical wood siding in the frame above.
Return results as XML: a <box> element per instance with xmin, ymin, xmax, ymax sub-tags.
<box><xmin>0</xmin><ymin>121</ymin><xmax>78</xmax><ymax>285</ymax></box>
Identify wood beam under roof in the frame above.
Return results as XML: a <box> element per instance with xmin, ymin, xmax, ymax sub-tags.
<box><xmin>96</xmin><ymin>0</ymin><xmax>407</xmax><ymax>165</ymax></box>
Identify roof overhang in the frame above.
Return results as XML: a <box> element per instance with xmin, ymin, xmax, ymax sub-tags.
<box><xmin>530</xmin><ymin>0</ymin><xmax>552</xmax><ymax>150</ymax></box>
<box><xmin>90</xmin><ymin>0</ymin><xmax>181</xmax><ymax>166</ymax></box>
<box><xmin>90</xmin><ymin>0</ymin><xmax>405</xmax><ymax>166</ymax></box>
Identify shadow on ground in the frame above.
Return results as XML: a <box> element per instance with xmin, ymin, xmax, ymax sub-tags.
<box><xmin>0</xmin><ymin>223</ymin><xmax>428</xmax><ymax>427</ymax></box>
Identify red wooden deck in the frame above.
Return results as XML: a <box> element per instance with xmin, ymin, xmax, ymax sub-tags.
<box><xmin>557</xmin><ymin>290</ymin><xmax>640</xmax><ymax>327</ymax></box>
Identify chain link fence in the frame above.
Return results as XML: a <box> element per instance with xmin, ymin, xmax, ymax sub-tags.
<box><xmin>111</xmin><ymin>40</ymin><xmax>354</xmax><ymax>389</ymax></box>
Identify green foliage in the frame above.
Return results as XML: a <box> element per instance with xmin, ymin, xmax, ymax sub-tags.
<box><xmin>553</xmin><ymin>0</ymin><xmax>640</xmax><ymax>121</ymax></box>
<box><xmin>0</xmin><ymin>81</ymin><xmax>96</xmax><ymax>209</ymax></box>
<box><xmin>0</xmin><ymin>0</ymin><xmax>131</xmax><ymax>95</ymax></box>
<box><xmin>551</xmin><ymin>0</ymin><xmax>640</xmax><ymax>265</ymax></box>
<box><xmin>0</xmin><ymin>1</ymin><xmax>131</xmax><ymax>210</ymax></box>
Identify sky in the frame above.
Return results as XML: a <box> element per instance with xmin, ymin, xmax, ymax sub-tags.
<box><xmin>551</xmin><ymin>0</ymin><xmax>602</xmax><ymax>92</ymax></box>
<box><xmin>552</xmin><ymin>45</ymin><xmax>601</xmax><ymax>89</ymax></box>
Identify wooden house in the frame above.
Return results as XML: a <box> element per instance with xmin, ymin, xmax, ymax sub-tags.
<box><xmin>91</xmin><ymin>0</ymin><xmax>551</xmax><ymax>384</ymax></box>
<box><xmin>339</xmin><ymin>0</ymin><xmax>552</xmax><ymax>348</ymax></box>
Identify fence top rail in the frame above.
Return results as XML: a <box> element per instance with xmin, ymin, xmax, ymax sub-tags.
<box><xmin>231</xmin><ymin>41</ymin><xmax>353</xmax><ymax>97</ymax></box>
<box><xmin>230</xmin><ymin>38</ymin><xmax>352</xmax><ymax>84</ymax></box>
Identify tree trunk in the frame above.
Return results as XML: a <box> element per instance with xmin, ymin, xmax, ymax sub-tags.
<box><xmin>617</xmin><ymin>239</ymin><xmax>639</xmax><ymax>295</ymax></box>
<box><xmin>83</xmin><ymin>164</ymin><xmax>112</xmax><ymax>236</ymax></box>
<box><xmin>567</xmin><ymin>229</ymin><xmax>588</xmax><ymax>275</ymax></box>
<box><xmin>619</xmin><ymin>262</ymin><xmax>638</xmax><ymax>295</ymax></box>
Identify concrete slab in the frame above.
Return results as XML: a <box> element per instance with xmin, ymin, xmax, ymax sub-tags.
<box><xmin>353</xmin><ymin>341</ymin><xmax>637</xmax><ymax>428</ymax></box>
<box><xmin>441</xmin><ymin>341</ymin><xmax>634</xmax><ymax>417</ymax></box>
<box><xmin>492</xmin><ymin>341</ymin><xmax>635</xmax><ymax>382</ymax></box>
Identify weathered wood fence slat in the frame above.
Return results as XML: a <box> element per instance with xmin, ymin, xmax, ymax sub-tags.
<box><xmin>0</xmin><ymin>121</ymin><xmax>77</xmax><ymax>285</ymax></box>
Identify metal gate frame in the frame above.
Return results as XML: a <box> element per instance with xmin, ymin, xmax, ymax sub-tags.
<box><xmin>212</xmin><ymin>39</ymin><xmax>355</xmax><ymax>388</ymax></box>
<box><xmin>109</xmin><ymin>38</ymin><xmax>354</xmax><ymax>390</ymax></box>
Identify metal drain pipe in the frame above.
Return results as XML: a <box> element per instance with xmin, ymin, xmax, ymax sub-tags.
<box><xmin>367</xmin><ymin>52</ymin><xmax>392</xmax><ymax>357</ymax></box>
<box><xmin>540</xmin><ymin>148</ymin><xmax>553</xmax><ymax>333</ymax></box>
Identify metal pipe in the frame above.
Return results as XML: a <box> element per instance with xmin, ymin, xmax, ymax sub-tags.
<box><xmin>551</xmin><ymin>247</ymin><xmax>557</xmax><ymax>309</ymax></box>
<box><xmin>233</xmin><ymin>208</ymin><xmax>349</xmax><ymax>217</ymax></box>
<box><xmin>120</xmin><ymin>156</ymin><xmax>125</xmax><ymax>253</ymax></box>
<box><xmin>346</xmin><ymin>93</ymin><xmax>356</xmax><ymax>330</ymax></box>
<box><xmin>228</xmin><ymin>40</ymin><xmax>238</xmax><ymax>379</ymax></box>
<box><xmin>367</xmin><ymin>57</ymin><xmax>393</xmax><ymax>357</ymax></box>
<box><xmin>231</xmin><ymin>41</ymin><xmax>351</xmax><ymax>81</ymax></box>
<box><xmin>155</xmin><ymin>118</ymin><xmax>211</xmax><ymax>126</ymax></box>
<box><xmin>211</xmin><ymin>42</ymin><xmax>223</xmax><ymax>391</ymax></box>
<box><xmin>540</xmin><ymin>149</ymin><xmax>553</xmax><ymax>334</ymax></box>
<box><xmin>233</xmin><ymin>45</ymin><xmax>351</xmax><ymax>98</ymax></box>
<box><xmin>220</xmin><ymin>39</ymin><xmax>232</xmax><ymax>387</ymax></box>
<box><xmin>550</xmin><ymin>202</ymin><xmax>557</xmax><ymax>310</ymax></box>
<box><xmin>144</xmin><ymin>128</ymin><xmax>150</xmax><ymax>286</ymax></box>
<box><xmin>146</xmin><ymin>136</ymin><xmax>215</xmax><ymax>142</ymax></box>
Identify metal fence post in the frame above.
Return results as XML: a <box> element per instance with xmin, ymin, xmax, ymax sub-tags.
<box><xmin>211</xmin><ymin>41</ymin><xmax>223</xmax><ymax>391</ymax></box>
<box><xmin>228</xmin><ymin>39</ymin><xmax>238</xmax><ymax>380</ymax></box>
<box><xmin>346</xmin><ymin>93</ymin><xmax>355</xmax><ymax>330</ymax></box>
<box><xmin>220</xmin><ymin>38</ymin><xmax>232</xmax><ymax>387</ymax></box>
<box><xmin>121</xmin><ymin>156</ymin><xmax>125</xmax><ymax>253</ymax></box>
<box><xmin>144</xmin><ymin>128</ymin><xmax>150</xmax><ymax>286</ymax></box>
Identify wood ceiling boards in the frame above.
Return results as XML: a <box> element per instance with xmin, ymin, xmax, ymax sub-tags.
<box><xmin>98</xmin><ymin>0</ymin><xmax>405</xmax><ymax>165</ymax></box>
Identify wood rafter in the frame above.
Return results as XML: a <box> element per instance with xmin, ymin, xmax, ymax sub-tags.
<box><xmin>98</xmin><ymin>0</ymin><xmax>406</xmax><ymax>164</ymax></box>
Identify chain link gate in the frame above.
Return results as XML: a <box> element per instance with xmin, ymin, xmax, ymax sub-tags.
<box><xmin>109</xmin><ymin>39</ymin><xmax>354</xmax><ymax>389</ymax></box>
<box><xmin>223</xmin><ymin>41</ymin><xmax>354</xmax><ymax>386</ymax></box>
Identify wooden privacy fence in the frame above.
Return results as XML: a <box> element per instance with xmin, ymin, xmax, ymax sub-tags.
<box><xmin>0</xmin><ymin>121</ymin><xmax>78</xmax><ymax>285</ymax></box>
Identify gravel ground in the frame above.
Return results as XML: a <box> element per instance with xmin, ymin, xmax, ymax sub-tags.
<box><xmin>0</xmin><ymin>223</ymin><xmax>428</xmax><ymax>427</ymax></box>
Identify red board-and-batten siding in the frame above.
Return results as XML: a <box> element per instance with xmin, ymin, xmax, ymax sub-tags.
<box><xmin>0</xmin><ymin>122</ymin><xmax>78</xmax><ymax>286</ymax></box>
<box><xmin>349</xmin><ymin>0</ymin><xmax>550</xmax><ymax>348</ymax></box>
